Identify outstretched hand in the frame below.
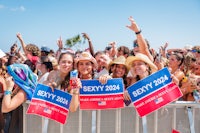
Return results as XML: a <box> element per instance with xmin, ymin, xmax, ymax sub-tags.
<box><xmin>5</xmin><ymin>75</ymin><xmax>15</xmax><ymax>91</ymax></box>
<box><xmin>16</xmin><ymin>33</ymin><xmax>23</xmax><ymax>41</ymax></box>
<box><xmin>82</xmin><ymin>33</ymin><xmax>90</xmax><ymax>40</ymax></box>
<box><xmin>126</xmin><ymin>16</ymin><xmax>140</xmax><ymax>33</ymax></box>
<box><xmin>57</xmin><ymin>36</ymin><xmax>63</xmax><ymax>49</ymax></box>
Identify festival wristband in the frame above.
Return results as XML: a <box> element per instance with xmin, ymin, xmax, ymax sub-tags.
<box><xmin>4</xmin><ymin>90</ymin><xmax>12</xmax><ymax>96</ymax></box>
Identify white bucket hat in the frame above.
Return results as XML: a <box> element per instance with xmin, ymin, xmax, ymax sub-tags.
<box><xmin>0</xmin><ymin>49</ymin><xmax>6</xmax><ymax>58</ymax></box>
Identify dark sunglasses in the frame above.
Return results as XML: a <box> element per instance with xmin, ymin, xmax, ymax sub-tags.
<box><xmin>191</xmin><ymin>58</ymin><xmax>196</xmax><ymax>62</ymax></box>
<box><xmin>133</xmin><ymin>43</ymin><xmax>139</xmax><ymax>48</ymax></box>
<box><xmin>197</xmin><ymin>82</ymin><xmax>200</xmax><ymax>86</ymax></box>
<box><xmin>191</xmin><ymin>49</ymin><xmax>200</xmax><ymax>53</ymax></box>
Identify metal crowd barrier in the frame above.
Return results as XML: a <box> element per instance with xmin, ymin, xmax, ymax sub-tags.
<box><xmin>22</xmin><ymin>101</ymin><xmax>200</xmax><ymax>133</ymax></box>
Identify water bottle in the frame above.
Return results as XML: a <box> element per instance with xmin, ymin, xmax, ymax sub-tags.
<box><xmin>193</xmin><ymin>90</ymin><xmax>200</xmax><ymax>103</ymax></box>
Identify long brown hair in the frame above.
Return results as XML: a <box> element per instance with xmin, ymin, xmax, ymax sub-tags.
<box><xmin>58</xmin><ymin>52</ymin><xmax>75</xmax><ymax>92</ymax></box>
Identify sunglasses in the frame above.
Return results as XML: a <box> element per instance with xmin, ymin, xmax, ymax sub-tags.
<box><xmin>197</xmin><ymin>82</ymin><xmax>200</xmax><ymax>86</ymax></box>
<box><xmin>133</xmin><ymin>43</ymin><xmax>139</xmax><ymax>48</ymax></box>
<box><xmin>191</xmin><ymin>49</ymin><xmax>200</xmax><ymax>53</ymax></box>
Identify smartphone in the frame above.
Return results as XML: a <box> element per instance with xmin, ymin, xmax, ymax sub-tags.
<box><xmin>70</xmin><ymin>70</ymin><xmax>78</xmax><ymax>89</ymax></box>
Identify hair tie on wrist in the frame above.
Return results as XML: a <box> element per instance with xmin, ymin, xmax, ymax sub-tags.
<box><xmin>135</xmin><ymin>30</ymin><xmax>142</xmax><ymax>35</ymax></box>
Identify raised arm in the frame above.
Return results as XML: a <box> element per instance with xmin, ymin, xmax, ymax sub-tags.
<box><xmin>108</xmin><ymin>41</ymin><xmax>117</xmax><ymax>58</ymax></box>
<box><xmin>2</xmin><ymin>76</ymin><xmax>27</xmax><ymax>113</ymax></box>
<box><xmin>55</xmin><ymin>36</ymin><xmax>64</xmax><ymax>59</ymax></box>
<box><xmin>16</xmin><ymin>33</ymin><xmax>28</xmax><ymax>56</ymax></box>
<box><xmin>126</xmin><ymin>16</ymin><xmax>154</xmax><ymax>61</ymax></box>
<box><xmin>82</xmin><ymin>33</ymin><xmax>95</xmax><ymax>56</ymax></box>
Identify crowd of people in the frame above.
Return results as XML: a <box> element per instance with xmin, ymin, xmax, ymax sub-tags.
<box><xmin>0</xmin><ymin>16</ymin><xmax>200</xmax><ymax>133</ymax></box>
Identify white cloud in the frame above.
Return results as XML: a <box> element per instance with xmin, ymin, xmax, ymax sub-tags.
<box><xmin>0</xmin><ymin>4</ymin><xmax>5</xmax><ymax>9</ymax></box>
<box><xmin>10</xmin><ymin>6</ymin><xmax>26</xmax><ymax>12</ymax></box>
<box><xmin>19</xmin><ymin>6</ymin><xmax>25</xmax><ymax>11</ymax></box>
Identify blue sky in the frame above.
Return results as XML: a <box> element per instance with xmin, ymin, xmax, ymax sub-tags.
<box><xmin>1</xmin><ymin>0</ymin><xmax>200</xmax><ymax>53</ymax></box>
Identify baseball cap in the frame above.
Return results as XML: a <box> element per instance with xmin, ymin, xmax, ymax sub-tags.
<box><xmin>41</xmin><ymin>46</ymin><xmax>50</xmax><ymax>53</ymax></box>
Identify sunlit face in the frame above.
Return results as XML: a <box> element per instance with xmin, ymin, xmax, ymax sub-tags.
<box><xmin>193</xmin><ymin>50</ymin><xmax>200</xmax><ymax>58</ymax></box>
<box><xmin>58</xmin><ymin>54</ymin><xmax>73</xmax><ymax>74</ymax></box>
<box><xmin>194</xmin><ymin>59</ymin><xmax>200</xmax><ymax>75</ymax></box>
<box><xmin>133</xmin><ymin>47</ymin><xmax>139</xmax><ymax>54</ymax></box>
<box><xmin>112</xmin><ymin>64</ymin><xmax>126</xmax><ymax>78</ymax></box>
<box><xmin>8</xmin><ymin>56</ymin><xmax>18</xmax><ymax>65</ymax></box>
<box><xmin>1</xmin><ymin>56</ymin><xmax>8</xmax><ymax>64</ymax></box>
<box><xmin>168</xmin><ymin>55</ymin><xmax>180</xmax><ymax>69</ymax></box>
<box><xmin>77</xmin><ymin>60</ymin><xmax>93</xmax><ymax>77</ymax></box>
<box><xmin>39</xmin><ymin>63</ymin><xmax>49</xmax><ymax>74</ymax></box>
<box><xmin>95</xmin><ymin>54</ymin><xmax>102</xmax><ymax>69</ymax></box>
<box><xmin>95</xmin><ymin>54</ymin><xmax>110</xmax><ymax>70</ymax></box>
<box><xmin>131</xmin><ymin>60</ymin><xmax>148</xmax><ymax>76</ymax></box>
<box><xmin>117</xmin><ymin>50</ymin><xmax>124</xmax><ymax>57</ymax></box>
<box><xmin>36</xmin><ymin>60</ymin><xmax>42</xmax><ymax>71</ymax></box>
<box><xmin>11</xmin><ymin>44</ymin><xmax>17</xmax><ymax>52</ymax></box>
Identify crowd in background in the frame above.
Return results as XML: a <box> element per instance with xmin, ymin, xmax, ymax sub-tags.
<box><xmin>0</xmin><ymin>16</ymin><xmax>200</xmax><ymax>133</ymax></box>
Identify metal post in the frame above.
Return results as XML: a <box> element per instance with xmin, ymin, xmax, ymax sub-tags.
<box><xmin>23</xmin><ymin>103</ymin><xmax>26</xmax><ymax>133</ymax></box>
<box><xmin>172</xmin><ymin>107</ymin><xmax>176</xmax><ymax>129</ymax></box>
<box><xmin>42</xmin><ymin>118</ymin><xmax>49</xmax><ymax>133</ymax></box>
<box><xmin>96</xmin><ymin>110</ymin><xmax>101</xmax><ymax>133</ymax></box>
<box><xmin>142</xmin><ymin>116</ymin><xmax>148</xmax><ymax>133</ymax></box>
<box><xmin>154</xmin><ymin>111</ymin><xmax>158</xmax><ymax>133</ymax></box>
<box><xmin>79</xmin><ymin>109</ymin><xmax>82</xmax><ymax>133</ymax></box>
<box><xmin>115</xmin><ymin>109</ymin><xmax>121</xmax><ymax>133</ymax></box>
<box><xmin>135</xmin><ymin>113</ymin><xmax>139</xmax><ymax>133</ymax></box>
<box><xmin>60</xmin><ymin>124</ymin><xmax>63</xmax><ymax>133</ymax></box>
<box><xmin>187</xmin><ymin>107</ymin><xmax>195</xmax><ymax>133</ymax></box>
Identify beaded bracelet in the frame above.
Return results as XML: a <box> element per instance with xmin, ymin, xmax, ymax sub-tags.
<box><xmin>4</xmin><ymin>90</ymin><xmax>12</xmax><ymax>96</ymax></box>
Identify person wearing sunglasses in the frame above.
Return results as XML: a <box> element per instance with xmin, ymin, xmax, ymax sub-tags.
<box><xmin>126</xmin><ymin>16</ymin><xmax>154</xmax><ymax>62</ymax></box>
<box><xmin>191</xmin><ymin>46</ymin><xmax>200</xmax><ymax>58</ymax></box>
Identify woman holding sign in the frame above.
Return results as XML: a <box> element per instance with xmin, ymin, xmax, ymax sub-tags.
<box><xmin>125</xmin><ymin>53</ymin><xmax>180</xmax><ymax>97</ymax></box>
<box><xmin>99</xmin><ymin>56</ymin><xmax>128</xmax><ymax>85</ymax></box>
<box><xmin>75</xmin><ymin>51</ymin><xmax>98</xmax><ymax>80</ymax></box>
<box><xmin>75</xmin><ymin>51</ymin><xmax>98</xmax><ymax>132</ymax></box>
<box><xmin>125</xmin><ymin>53</ymin><xmax>158</xmax><ymax>99</ymax></box>
<box><xmin>44</xmin><ymin>51</ymin><xmax>82</xmax><ymax>112</ymax></box>
<box><xmin>98</xmin><ymin>55</ymin><xmax>132</xmax><ymax>106</ymax></box>
<box><xmin>167</xmin><ymin>52</ymin><xmax>192</xmax><ymax>100</ymax></box>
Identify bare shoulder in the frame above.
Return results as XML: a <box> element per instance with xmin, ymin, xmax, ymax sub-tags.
<box><xmin>47</xmin><ymin>70</ymin><xmax>59</xmax><ymax>81</ymax></box>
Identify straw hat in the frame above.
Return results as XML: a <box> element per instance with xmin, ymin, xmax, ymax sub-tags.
<box><xmin>75</xmin><ymin>52</ymin><xmax>97</xmax><ymax>68</ymax></box>
<box><xmin>126</xmin><ymin>53</ymin><xmax>158</xmax><ymax>73</ymax></box>
<box><xmin>0</xmin><ymin>49</ymin><xmax>6</xmax><ymax>58</ymax></box>
<box><xmin>109</xmin><ymin>56</ymin><xmax>128</xmax><ymax>70</ymax></box>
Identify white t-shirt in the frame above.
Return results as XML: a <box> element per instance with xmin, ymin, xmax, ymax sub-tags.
<box><xmin>38</xmin><ymin>72</ymin><xmax>49</xmax><ymax>84</ymax></box>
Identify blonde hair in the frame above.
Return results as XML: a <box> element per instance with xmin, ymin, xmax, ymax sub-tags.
<box><xmin>26</xmin><ymin>44</ymin><xmax>40</xmax><ymax>56</ymax></box>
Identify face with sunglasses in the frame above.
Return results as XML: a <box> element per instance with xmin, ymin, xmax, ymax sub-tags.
<box><xmin>132</xmin><ymin>42</ymin><xmax>140</xmax><ymax>54</ymax></box>
<box><xmin>191</xmin><ymin>49</ymin><xmax>200</xmax><ymax>53</ymax></box>
<box><xmin>192</xmin><ymin>49</ymin><xmax>200</xmax><ymax>58</ymax></box>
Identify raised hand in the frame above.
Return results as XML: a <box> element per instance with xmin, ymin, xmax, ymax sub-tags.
<box><xmin>126</xmin><ymin>16</ymin><xmax>140</xmax><ymax>33</ymax></box>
